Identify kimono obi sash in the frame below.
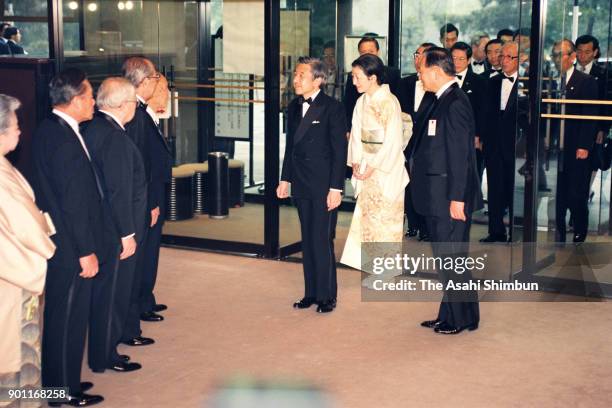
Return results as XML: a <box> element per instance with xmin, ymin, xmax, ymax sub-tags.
<box><xmin>361</xmin><ymin>128</ymin><xmax>385</xmax><ymax>154</ymax></box>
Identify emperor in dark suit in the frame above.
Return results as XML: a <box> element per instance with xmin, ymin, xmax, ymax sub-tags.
<box><xmin>83</xmin><ymin>77</ymin><xmax>147</xmax><ymax>373</ymax></box>
<box><xmin>551</xmin><ymin>39</ymin><xmax>600</xmax><ymax>242</ymax></box>
<box><xmin>278</xmin><ymin>57</ymin><xmax>347</xmax><ymax>314</ymax></box>
<box><xmin>31</xmin><ymin>69</ymin><xmax>108</xmax><ymax>405</ymax></box>
<box><xmin>407</xmin><ymin>48</ymin><xmax>482</xmax><ymax>335</ymax></box>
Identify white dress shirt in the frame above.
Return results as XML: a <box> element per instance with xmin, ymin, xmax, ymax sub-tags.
<box><xmin>414</xmin><ymin>78</ymin><xmax>426</xmax><ymax>112</ymax></box>
<box><xmin>470</xmin><ymin>60</ymin><xmax>486</xmax><ymax>75</ymax></box>
<box><xmin>435</xmin><ymin>79</ymin><xmax>457</xmax><ymax>99</ymax></box>
<box><xmin>455</xmin><ymin>68</ymin><xmax>468</xmax><ymax>88</ymax></box>
<box><xmin>576</xmin><ymin>61</ymin><xmax>593</xmax><ymax>75</ymax></box>
<box><xmin>500</xmin><ymin>71</ymin><xmax>518</xmax><ymax>111</ymax></box>
<box><xmin>564</xmin><ymin>66</ymin><xmax>575</xmax><ymax>85</ymax></box>
<box><xmin>52</xmin><ymin>109</ymin><xmax>91</xmax><ymax>160</ymax></box>
<box><xmin>137</xmin><ymin>95</ymin><xmax>159</xmax><ymax>125</ymax></box>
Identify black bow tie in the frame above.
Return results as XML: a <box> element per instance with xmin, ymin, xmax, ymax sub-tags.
<box><xmin>473</xmin><ymin>61</ymin><xmax>485</xmax><ymax>66</ymax></box>
<box><xmin>138</xmin><ymin>101</ymin><xmax>148</xmax><ymax>109</ymax></box>
<box><xmin>456</xmin><ymin>74</ymin><xmax>463</xmax><ymax>80</ymax></box>
<box><xmin>493</xmin><ymin>69</ymin><xmax>502</xmax><ymax>74</ymax></box>
<box><xmin>503</xmin><ymin>75</ymin><xmax>515</xmax><ymax>83</ymax></box>
<box><xmin>298</xmin><ymin>96</ymin><xmax>313</xmax><ymax>105</ymax></box>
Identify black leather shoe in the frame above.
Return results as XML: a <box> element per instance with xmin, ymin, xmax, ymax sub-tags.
<box><xmin>330</xmin><ymin>298</ymin><xmax>337</xmax><ymax>308</ymax></box>
<box><xmin>479</xmin><ymin>234</ymin><xmax>507</xmax><ymax>243</ymax></box>
<box><xmin>420</xmin><ymin>319</ymin><xmax>442</xmax><ymax>328</ymax></box>
<box><xmin>573</xmin><ymin>233</ymin><xmax>586</xmax><ymax>243</ymax></box>
<box><xmin>434</xmin><ymin>322</ymin><xmax>478</xmax><ymax>334</ymax></box>
<box><xmin>418</xmin><ymin>232</ymin><xmax>430</xmax><ymax>242</ymax></box>
<box><xmin>406</xmin><ymin>227</ymin><xmax>418</xmax><ymax>237</ymax></box>
<box><xmin>109</xmin><ymin>361</ymin><xmax>142</xmax><ymax>372</ymax></box>
<box><xmin>48</xmin><ymin>392</ymin><xmax>104</xmax><ymax>407</ymax></box>
<box><xmin>119</xmin><ymin>354</ymin><xmax>130</xmax><ymax>362</ymax></box>
<box><xmin>152</xmin><ymin>303</ymin><xmax>168</xmax><ymax>312</ymax></box>
<box><xmin>140</xmin><ymin>311</ymin><xmax>164</xmax><ymax>322</ymax></box>
<box><xmin>316</xmin><ymin>300</ymin><xmax>334</xmax><ymax>313</ymax></box>
<box><xmin>81</xmin><ymin>382</ymin><xmax>93</xmax><ymax>392</ymax></box>
<box><xmin>121</xmin><ymin>336</ymin><xmax>155</xmax><ymax>346</ymax></box>
<box><xmin>293</xmin><ymin>297</ymin><xmax>316</xmax><ymax>309</ymax></box>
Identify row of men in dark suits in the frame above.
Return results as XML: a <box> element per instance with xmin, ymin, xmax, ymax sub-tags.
<box><xmin>31</xmin><ymin>57</ymin><xmax>172</xmax><ymax>406</ymax></box>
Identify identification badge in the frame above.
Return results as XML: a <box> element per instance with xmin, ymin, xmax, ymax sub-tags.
<box><xmin>428</xmin><ymin>120</ymin><xmax>437</xmax><ymax>136</ymax></box>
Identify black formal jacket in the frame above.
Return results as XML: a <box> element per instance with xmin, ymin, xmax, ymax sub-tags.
<box><xmin>31</xmin><ymin>114</ymin><xmax>115</xmax><ymax>290</ymax></box>
<box><xmin>481</xmin><ymin>74</ymin><xmax>529</xmax><ymax>162</ymax></box>
<box><xmin>344</xmin><ymin>66</ymin><xmax>400</xmax><ymax>129</ymax></box>
<box><xmin>407</xmin><ymin>83</ymin><xmax>483</xmax><ymax>217</ymax></box>
<box><xmin>281</xmin><ymin>91</ymin><xmax>348</xmax><ymax>200</ymax></box>
<box><xmin>83</xmin><ymin>112</ymin><xmax>148</xmax><ymax>243</ymax></box>
<box><xmin>458</xmin><ymin>68</ymin><xmax>486</xmax><ymax>137</ymax></box>
<box><xmin>7</xmin><ymin>40</ymin><xmax>24</xmax><ymax>55</ymax></box>
<box><xmin>0</xmin><ymin>39</ymin><xmax>10</xmax><ymax>55</ymax></box>
<box><xmin>125</xmin><ymin>101</ymin><xmax>172</xmax><ymax>212</ymax></box>
<box><xmin>554</xmin><ymin>70</ymin><xmax>599</xmax><ymax>160</ymax></box>
<box><xmin>584</xmin><ymin>62</ymin><xmax>611</xmax><ymax>133</ymax></box>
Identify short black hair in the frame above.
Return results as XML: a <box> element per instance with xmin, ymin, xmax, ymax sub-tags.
<box><xmin>358</xmin><ymin>36</ymin><xmax>380</xmax><ymax>51</ymax></box>
<box><xmin>485</xmin><ymin>38</ymin><xmax>503</xmax><ymax>53</ymax></box>
<box><xmin>419</xmin><ymin>42</ymin><xmax>437</xmax><ymax>51</ymax></box>
<box><xmin>450</xmin><ymin>41</ymin><xmax>472</xmax><ymax>59</ymax></box>
<box><xmin>513</xmin><ymin>27</ymin><xmax>531</xmax><ymax>40</ymax></box>
<box><xmin>575</xmin><ymin>34</ymin><xmax>600</xmax><ymax>53</ymax></box>
<box><xmin>323</xmin><ymin>40</ymin><xmax>335</xmax><ymax>50</ymax></box>
<box><xmin>3</xmin><ymin>26</ymin><xmax>18</xmax><ymax>39</ymax></box>
<box><xmin>49</xmin><ymin>68</ymin><xmax>89</xmax><ymax>106</ymax></box>
<box><xmin>351</xmin><ymin>53</ymin><xmax>385</xmax><ymax>85</ymax></box>
<box><xmin>440</xmin><ymin>23</ymin><xmax>459</xmax><ymax>38</ymax></box>
<box><xmin>497</xmin><ymin>28</ymin><xmax>514</xmax><ymax>40</ymax></box>
<box><xmin>423</xmin><ymin>47</ymin><xmax>456</xmax><ymax>77</ymax></box>
<box><xmin>0</xmin><ymin>22</ymin><xmax>10</xmax><ymax>33</ymax></box>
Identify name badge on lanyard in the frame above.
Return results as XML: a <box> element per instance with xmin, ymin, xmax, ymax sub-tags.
<box><xmin>428</xmin><ymin>120</ymin><xmax>437</xmax><ymax>136</ymax></box>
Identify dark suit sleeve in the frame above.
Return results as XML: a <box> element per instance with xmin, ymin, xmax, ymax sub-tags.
<box><xmin>50</xmin><ymin>141</ymin><xmax>98</xmax><ymax>258</ymax></box>
<box><xmin>328</xmin><ymin>101</ymin><xmax>349</xmax><ymax>191</ymax></box>
<box><xmin>102</xmin><ymin>131</ymin><xmax>135</xmax><ymax>238</ymax></box>
<box><xmin>343</xmin><ymin>74</ymin><xmax>359</xmax><ymax>130</ymax></box>
<box><xmin>578</xmin><ymin>76</ymin><xmax>600</xmax><ymax>151</ymax></box>
<box><xmin>280</xmin><ymin>104</ymin><xmax>294</xmax><ymax>182</ymax></box>
<box><xmin>445</xmin><ymin>99</ymin><xmax>473</xmax><ymax>202</ymax></box>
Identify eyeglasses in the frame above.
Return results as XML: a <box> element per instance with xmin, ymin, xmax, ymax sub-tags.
<box><xmin>146</xmin><ymin>74</ymin><xmax>161</xmax><ymax>81</ymax></box>
<box><xmin>452</xmin><ymin>56</ymin><xmax>467</xmax><ymax>61</ymax></box>
<box><xmin>413</xmin><ymin>52</ymin><xmax>422</xmax><ymax>59</ymax></box>
<box><xmin>551</xmin><ymin>51</ymin><xmax>571</xmax><ymax>58</ymax></box>
<box><xmin>501</xmin><ymin>54</ymin><xmax>519</xmax><ymax>60</ymax></box>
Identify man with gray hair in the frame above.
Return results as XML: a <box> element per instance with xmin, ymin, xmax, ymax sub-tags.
<box><xmin>83</xmin><ymin>77</ymin><xmax>146</xmax><ymax>374</ymax></box>
<box><xmin>122</xmin><ymin>57</ymin><xmax>172</xmax><ymax>346</ymax></box>
<box><xmin>32</xmin><ymin>68</ymin><xmax>111</xmax><ymax>406</ymax></box>
<box><xmin>470</xmin><ymin>34</ymin><xmax>490</xmax><ymax>74</ymax></box>
<box><xmin>277</xmin><ymin>56</ymin><xmax>347</xmax><ymax>313</ymax></box>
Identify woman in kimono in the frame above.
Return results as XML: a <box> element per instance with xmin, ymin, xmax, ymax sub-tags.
<box><xmin>0</xmin><ymin>94</ymin><xmax>55</xmax><ymax>396</ymax></box>
<box><xmin>340</xmin><ymin>54</ymin><xmax>411</xmax><ymax>283</ymax></box>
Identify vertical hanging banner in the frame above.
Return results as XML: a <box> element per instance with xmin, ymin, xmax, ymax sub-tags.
<box><xmin>223</xmin><ymin>0</ymin><xmax>265</xmax><ymax>76</ymax></box>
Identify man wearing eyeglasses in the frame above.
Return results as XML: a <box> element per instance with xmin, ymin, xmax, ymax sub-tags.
<box><xmin>480</xmin><ymin>42</ymin><xmax>527</xmax><ymax>243</ymax></box>
<box><xmin>398</xmin><ymin>42</ymin><xmax>437</xmax><ymax>241</ymax></box>
<box><xmin>122</xmin><ymin>57</ymin><xmax>172</xmax><ymax>346</ymax></box>
<box><xmin>83</xmin><ymin>77</ymin><xmax>146</xmax><ymax>374</ymax></box>
<box><xmin>550</xmin><ymin>39</ymin><xmax>599</xmax><ymax>243</ymax></box>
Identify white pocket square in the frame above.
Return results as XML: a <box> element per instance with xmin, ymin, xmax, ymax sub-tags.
<box><xmin>312</xmin><ymin>120</ymin><xmax>320</xmax><ymax>124</ymax></box>
<box><xmin>466</xmin><ymin>89</ymin><xmax>473</xmax><ymax>93</ymax></box>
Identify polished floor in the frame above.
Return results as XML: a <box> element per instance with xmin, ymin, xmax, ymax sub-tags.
<box><xmin>80</xmin><ymin>248</ymin><xmax>612</xmax><ymax>408</ymax></box>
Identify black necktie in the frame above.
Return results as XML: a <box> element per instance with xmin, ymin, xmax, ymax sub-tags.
<box><xmin>456</xmin><ymin>74</ymin><xmax>463</xmax><ymax>80</ymax></box>
<box><xmin>298</xmin><ymin>96</ymin><xmax>312</xmax><ymax>105</ymax></box>
<box><xmin>503</xmin><ymin>75</ymin><xmax>515</xmax><ymax>83</ymax></box>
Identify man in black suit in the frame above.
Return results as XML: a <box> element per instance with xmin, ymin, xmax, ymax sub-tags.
<box><xmin>551</xmin><ymin>39</ymin><xmax>599</xmax><ymax>242</ymax></box>
<box><xmin>440</xmin><ymin>23</ymin><xmax>459</xmax><ymax>50</ymax></box>
<box><xmin>277</xmin><ymin>57</ymin><xmax>347</xmax><ymax>314</ymax></box>
<box><xmin>407</xmin><ymin>47</ymin><xmax>482</xmax><ymax>334</ymax></box>
<box><xmin>3</xmin><ymin>27</ymin><xmax>25</xmax><ymax>55</ymax></box>
<box><xmin>83</xmin><ymin>77</ymin><xmax>147</xmax><ymax>374</ymax></box>
<box><xmin>470</xmin><ymin>34</ymin><xmax>490</xmax><ymax>75</ymax></box>
<box><xmin>482</xmin><ymin>38</ymin><xmax>503</xmax><ymax>78</ymax></box>
<box><xmin>31</xmin><ymin>68</ymin><xmax>109</xmax><ymax>406</ymax></box>
<box><xmin>123</xmin><ymin>57</ymin><xmax>172</xmax><ymax>345</ymax></box>
<box><xmin>398</xmin><ymin>42</ymin><xmax>436</xmax><ymax>241</ymax></box>
<box><xmin>451</xmin><ymin>41</ymin><xmax>486</xmax><ymax>179</ymax></box>
<box><xmin>0</xmin><ymin>23</ymin><xmax>10</xmax><ymax>55</ymax></box>
<box><xmin>343</xmin><ymin>36</ymin><xmax>400</xmax><ymax>129</ymax></box>
<box><xmin>480</xmin><ymin>42</ymin><xmax>528</xmax><ymax>242</ymax></box>
<box><xmin>575</xmin><ymin>35</ymin><xmax>610</xmax><ymax>147</ymax></box>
